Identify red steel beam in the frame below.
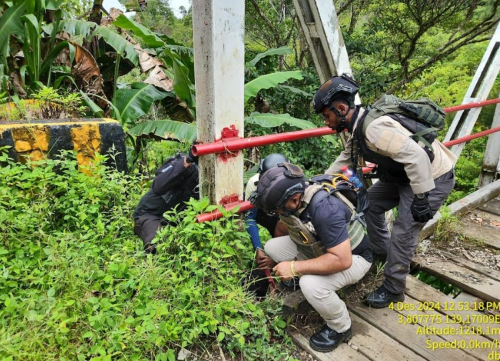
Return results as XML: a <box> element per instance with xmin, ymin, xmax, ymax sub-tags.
<box><xmin>196</xmin><ymin>126</ymin><xmax>500</xmax><ymax>223</ymax></box>
<box><xmin>444</xmin><ymin>98</ymin><xmax>500</xmax><ymax>113</ymax></box>
<box><xmin>443</xmin><ymin>126</ymin><xmax>500</xmax><ymax>147</ymax></box>
<box><xmin>196</xmin><ymin>200</ymin><xmax>253</xmax><ymax>223</ymax></box>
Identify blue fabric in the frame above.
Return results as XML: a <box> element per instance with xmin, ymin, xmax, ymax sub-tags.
<box><xmin>246</xmin><ymin>207</ymin><xmax>262</xmax><ymax>250</ymax></box>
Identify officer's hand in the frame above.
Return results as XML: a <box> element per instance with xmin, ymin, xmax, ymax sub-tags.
<box><xmin>256</xmin><ymin>249</ymin><xmax>276</xmax><ymax>269</ymax></box>
<box><xmin>186</xmin><ymin>140</ymin><xmax>201</xmax><ymax>164</ymax></box>
<box><xmin>410</xmin><ymin>194</ymin><xmax>433</xmax><ymax>223</ymax></box>
<box><xmin>273</xmin><ymin>261</ymin><xmax>294</xmax><ymax>281</ymax></box>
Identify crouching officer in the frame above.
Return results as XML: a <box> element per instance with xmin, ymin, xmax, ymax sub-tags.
<box><xmin>133</xmin><ymin>147</ymin><xmax>199</xmax><ymax>254</ymax></box>
<box><xmin>245</xmin><ymin>153</ymin><xmax>290</xmax><ymax>268</ymax></box>
<box><xmin>250</xmin><ymin>163</ymin><xmax>372</xmax><ymax>352</ymax></box>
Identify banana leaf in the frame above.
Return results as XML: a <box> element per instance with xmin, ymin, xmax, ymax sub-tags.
<box><xmin>277</xmin><ymin>84</ymin><xmax>312</xmax><ymax>97</ymax></box>
<box><xmin>246</xmin><ymin>46</ymin><xmax>292</xmax><ymax>69</ymax></box>
<box><xmin>114</xmin><ymin>82</ymin><xmax>168</xmax><ymax>126</ymax></box>
<box><xmin>245</xmin><ymin>112</ymin><xmax>316</xmax><ymax>129</ymax></box>
<box><xmin>44</xmin><ymin>19</ymin><xmax>139</xmax><ymax>66</ymax></box>
<box><xmin>43</xmin><ymin>19</ymin><xmax>95</xmax><ymax>39</ymax></box>
<box><xmin>244</xmin><ymin>71</ymin><xmax>303</xmax><ymax>103</ymax></box>
<box><xmin>113</xmin><ymin>15</ymin><xmax>164</xmax><ymax>48</ymax></box>
<box><xmin>0</xmin><ymin>2</ymin><xmax>26</xmax><ymax>64</ymax></box>
<box><xmin>160</xmin><ymin>48</ymin><xmax>193</xmax><ymax>107</ymax></box>
<box><xmin>93</xmin><ymin>25</ymin><xmax>139</xmax><ymax>66</ymax></box>
<box><xmin>245</xmin><ymin>112</ymin><xmax>336</xmax><ymax>144</ymax></box>
<box><xmin>129</xmin><ymin>119</ymin><xmax>197</xmax><ymax>142</ymax></box>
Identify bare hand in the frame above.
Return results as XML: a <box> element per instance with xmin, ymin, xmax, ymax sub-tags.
<box><xmin>273</xmin><ymin>261</ymin><xmax>294</xmax><ymax>281</ymax></box>
<box><xmin>256</xmin><ymin>249</ymin><xmax>276</xmax><ymax>269</ymax></box>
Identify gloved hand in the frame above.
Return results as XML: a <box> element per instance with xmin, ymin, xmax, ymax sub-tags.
<box><xmin>186</xmin><ymin>140</ymin><xmax>200</xmax><ymax>164</ymax></box>
<box><xmin>410</xmin><ymin>194</ymin><xmax>432</xmax><ymax>223</ymax></box>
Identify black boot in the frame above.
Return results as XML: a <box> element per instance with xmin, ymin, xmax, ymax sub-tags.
<box><xmin>364</xmin><ymin>284</ymin><xmax>404</xmax><ymax>308</ymax></box>
<box><xmin>309</xmin><ymin>324</ymin><xmax>352</xmax><ymax>352</ymax></box>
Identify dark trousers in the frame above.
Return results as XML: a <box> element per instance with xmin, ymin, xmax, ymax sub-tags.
<box><xmin>133</xmin><ymin>214</ymin><xmax>168</xmax><ymax>247</ymax></box>
<box><xmin>365</xmin><ymin>170</ymin><xmax>455</xmax><ymax>294</ymax></box>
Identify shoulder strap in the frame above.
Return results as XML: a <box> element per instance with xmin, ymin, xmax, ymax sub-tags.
<box><xmin>299</xmin><ymin>184</ymin><xmax>325</xmax><ymax>213</ymax></box>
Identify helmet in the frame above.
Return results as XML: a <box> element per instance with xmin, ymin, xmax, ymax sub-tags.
<box><xmin>251</xmin><ymin>163</ymin><xmax>306</xmax><ymax>214</ymax></box>
<box><xmin>258</xmin><ymin>153</ymin><xmax>289</xmax><ymax>174</ymax></box>
<box><xmin>313</xmin><ymin>73</ymin><xmax>359</xmax><ymax>114</ymax></box>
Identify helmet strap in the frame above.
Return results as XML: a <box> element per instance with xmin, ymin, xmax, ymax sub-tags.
<box><xmin>279</xmin><ymin>193</ymin><xmax>303</xmax><ymax>216</ymax></box>
<box><xmin>336</xmin><ymin>117</ymin><xmax>347</xmax><ymax>133</ymax></box>
<box><xmin>328</xmin><ymin>105</ymin><xmax>349</xmax><ymax>133</ymax></box>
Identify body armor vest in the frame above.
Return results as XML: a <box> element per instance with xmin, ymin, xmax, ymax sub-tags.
<box><xmin>354</xmin><ymin>110</ymin><xmax>436</xmax><ymax>183</ymax></box>
<box><xmin>278</xmin><ymin>184</ymin><xmax>365</xmax><ymax>259</ymax></box>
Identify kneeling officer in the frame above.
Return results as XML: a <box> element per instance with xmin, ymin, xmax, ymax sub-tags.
<box><xmin>250</xmin><ymin>163</ymin><xmax>372</xmax><ymax>352</ymax></box>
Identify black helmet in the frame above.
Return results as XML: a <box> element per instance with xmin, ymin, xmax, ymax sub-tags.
<box><xmin>313</xmin><ymin>73</ymin><xmax>359</xmax><ymax>114</ymax></box>
<box><xmin>258</xmin><ymin>153</ymin><xmax>289</xmax><ymax>174</ymax></box>
<box><xmin>250</xmin><ymin>163</ymin><xmax>306</xmax><ymax>214</ymax></box>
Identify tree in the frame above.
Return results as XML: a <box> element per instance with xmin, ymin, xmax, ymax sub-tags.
<box><xmin>336</xmin><ymin>0</ymin><xmax>500</xmax><ymax>96</ymax></box>
<box><xmin>245</xmin><ymin>0</ymin><xmax>308</xmax><ymax>69</ymax></box>
<box><xmin>179</xmin><ymin>6</ymin><xmax>187</xmax><ymax>18</ymax></box>
<box><xmin>129</xmin><ymin>0</ymin><xmax>176</xmax><ymax>34</ymax></box>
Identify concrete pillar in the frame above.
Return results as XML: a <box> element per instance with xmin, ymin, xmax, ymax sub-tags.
<box><xmin>192</xmin><ymin>0</ymin><xmax>245</xmax><ymax>204</ymax></box>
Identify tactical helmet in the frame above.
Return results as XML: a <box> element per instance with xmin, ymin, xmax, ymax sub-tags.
<box><xmin>313</xmin><ymin>73</ymin><xmax>359</xmax><ymax>114</ymax></box>
<box><xmin>251</xmin><ymin>163</ymin><xmax>306</xmax><ymax>214</ymax></box>
<box><xmin>258</xmin><ymin>153</ymin><xmax>289</xmax><ymax>174</ymax></box>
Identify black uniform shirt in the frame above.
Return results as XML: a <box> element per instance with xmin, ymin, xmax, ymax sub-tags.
<box><xmin>133</xmin><ymin>153</ymin><xmax>199</xmax><ymax>219</ymax></box>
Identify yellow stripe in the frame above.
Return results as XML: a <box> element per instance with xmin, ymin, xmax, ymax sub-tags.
<box><xmin>70</xmin><ymin>124</ymin><xmax>102</xmax><ymax>171</ymax></box>
<box><xmin>11</xmin><ymin>125</ymin><xmax>50</xmax><ymax>162</ymax></box>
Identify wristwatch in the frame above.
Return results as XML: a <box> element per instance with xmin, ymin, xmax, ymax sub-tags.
<box><xmin>415</xmin><ymin>192</ymin><xmax>428</xmax><ymax>200</ymax></box>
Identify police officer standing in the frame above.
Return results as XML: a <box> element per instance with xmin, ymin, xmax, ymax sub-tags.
<box><xmin>313</xmin><ymin>74</ymin><xmax>456</xmax><ymax>308</ymax></box>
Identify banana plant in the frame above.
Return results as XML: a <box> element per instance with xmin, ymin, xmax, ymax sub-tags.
<box><xmin>117</xmin><ymin>22</ymin><xmax>314</xmax><ymax>143</ymax></box>
<box><xmin>0</xmin><ymin>0</ymin><xmax>71</xmax><ymax>93</ymax></box>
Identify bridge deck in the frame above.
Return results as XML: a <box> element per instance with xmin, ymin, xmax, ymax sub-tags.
<box><xmin>289</xmin><ymin>195</ymin><xmax>500</xmax><ymax>361</ymax></box>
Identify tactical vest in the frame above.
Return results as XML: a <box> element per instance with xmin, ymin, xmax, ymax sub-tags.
<box><xmin>278</xmin><ymin>183</ymin><xmax>365</xmax><ymax>260</ymax></box>
<box><xmin>354</xmin><ymin>95</ymin><xmax>445</xmax><ymax>182</ymax></box>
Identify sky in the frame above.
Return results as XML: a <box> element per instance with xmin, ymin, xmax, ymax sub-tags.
<box><xmin>103</xmin><ymin>0</ymin><xmax>191</xmax><ymax>18</ymax></box>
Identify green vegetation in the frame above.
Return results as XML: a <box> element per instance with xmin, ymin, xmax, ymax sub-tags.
<box><xmin>414</xmin><ymin>271</ymin><xmax>462</xmax><ymax>297</ymax></box>
<box><xmin>0</xmin><ymin>147</ymin><xmax>297</xmax><ymax>360</ymax></box>
<box><xmin>1</xmin><ymin>0</ymin><xmax>500</xmax><ymax>359</ymax></box>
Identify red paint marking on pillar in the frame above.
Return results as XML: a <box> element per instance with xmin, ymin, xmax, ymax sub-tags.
<box><xmin>221</xmin><ymin>125</ymin><xmax>239</xmax><ymax>138</ymax></box>
<box><xmin>219</xmin><ymin>194</ymin><xmax>240</xmax><ymax>205</ymax></box>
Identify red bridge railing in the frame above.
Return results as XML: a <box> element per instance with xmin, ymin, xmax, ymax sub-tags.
<box><xmin>195</xmin><ymin>98</ymin><xmax>500</xmax><ymax>222</ymax></box>
<box><xmin>192</xmin><ymin>98</ymin><xmax>500</xmax><ymax>157</ymax></box>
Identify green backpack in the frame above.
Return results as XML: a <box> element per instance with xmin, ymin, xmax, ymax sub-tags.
<box><xmin>362</xmin><ymin>94</ymin><xmax>446</xmax><ymax>153</ymax></box>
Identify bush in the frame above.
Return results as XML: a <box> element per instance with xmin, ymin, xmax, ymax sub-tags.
<box><xmin>0</xmin><ymin>148</ymin><xmax>296</xmax><ymax>360</ymax></box>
